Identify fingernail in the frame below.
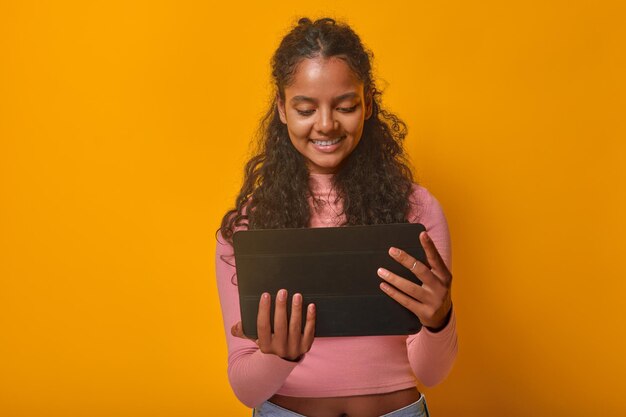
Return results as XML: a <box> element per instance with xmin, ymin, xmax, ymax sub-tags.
<box><xmin>308</xmin><ymin>304</ymin><xmax>315</xmax><ymax>313</ymax></box>
<box><xmin>390</xmin><ymin>247</ymin><xmax>400</xmax><ymax>256</ymax></box>
<box><xmin>278</xmin><ymin>289</ymin><xmax>287</xmax><ymax>301</ymax></box>
<box><xmin>293</xmin><ymin>293</ymin><xmax>302</xmax><ymax>306</ymax></box>
<box><xmin>423</xmin><ymin>232</ymin><xmax>430</xmax><ymax>242</ymax></box>
<box><xmin>380</xmin><ymin>283</ymin><xmax>390</xmax><ymax>292</ymax></box>
<box><xmin>262</xmin><ymin>292</ymin><xmax>270</xmax><ymax>300</ymax></box>
<box><xmin>377</xmin><ymin>267</ymin><xmax>388</xmax><ymax>277</ymax></box>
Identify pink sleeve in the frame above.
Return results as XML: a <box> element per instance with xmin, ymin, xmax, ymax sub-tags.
<box><xmin>215</xmin><ymin>232</ymin><xmax>299</xmax><ymax>408</ymax></box>
<box><xmin>405</xmin><ymin>187</ymin><xmax>459</xmax><ymax>387</ymax></box>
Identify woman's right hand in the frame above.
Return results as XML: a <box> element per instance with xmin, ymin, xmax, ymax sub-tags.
<box><xmin>231</xmin><ymin>289</ymin><xmax>316</xmax><ymax>361</ymax></box>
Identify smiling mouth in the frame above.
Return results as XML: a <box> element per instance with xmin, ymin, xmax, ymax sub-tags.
<box><xmin>310</xmin><ymin>136</ymin><xmax>346</xmax><ymax>146</ymax></box>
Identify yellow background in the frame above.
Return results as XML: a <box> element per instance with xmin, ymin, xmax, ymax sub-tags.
<box><xmin>1</xmin><ymin>1</ymin><xmax>624</xmax><ymax>416</ymax></box>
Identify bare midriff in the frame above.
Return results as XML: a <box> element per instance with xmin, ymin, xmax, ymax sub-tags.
<box><xmin>268</xmin><ymin>387</ymin><xmax>420</xmax><ymax>417</ymax></box>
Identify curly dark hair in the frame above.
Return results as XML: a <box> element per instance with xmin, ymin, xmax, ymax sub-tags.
<box><xmin>219</xmin><ymin>17</ymin><xmax>415</xmax><ymax>242</ymax></box>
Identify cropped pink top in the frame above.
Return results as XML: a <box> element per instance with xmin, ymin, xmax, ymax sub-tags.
<box><xmin>215</xmin><ymin>173</ymin><xmax>458</xmax><ymax>408</ymax></box>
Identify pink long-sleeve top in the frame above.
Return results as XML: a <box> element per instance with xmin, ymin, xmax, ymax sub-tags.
<box><xmin>215</xmin><ymin>173</ymin><xmax>458</xmax><ymax>408</ymax></box>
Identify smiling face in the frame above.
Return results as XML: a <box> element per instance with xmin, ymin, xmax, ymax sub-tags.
<box><xmin>277</xmin><ymin>56</ymin><xmax>372</xmax><ymax>174</ymax></box>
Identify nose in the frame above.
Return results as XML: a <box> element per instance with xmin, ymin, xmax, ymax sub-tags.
<box><xmin>314</xmin><ymin>108</ymin><xmax>339</xmax><ymax>136</ymax></box>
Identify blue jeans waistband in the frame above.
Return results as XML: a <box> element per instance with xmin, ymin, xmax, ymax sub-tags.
<box><xmin>253</xmin><ymin>393</ymin><xmax>430</xmax><ymax>417</ymax></box>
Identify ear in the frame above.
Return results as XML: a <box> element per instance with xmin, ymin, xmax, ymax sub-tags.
<box><xmin>276</xmin><ymin>95</ymin><xmax>287</xmax><ymax>124</ymax></box>
<box><xmin>364</xmin><ymin>92</ymin><xmax>373</xmax><ymax>120</ymax></box>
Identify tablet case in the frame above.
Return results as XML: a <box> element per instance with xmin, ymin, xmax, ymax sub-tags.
<box><xmin>233</xmin><ymin>223</ymin><xmax>427</xmax><ymax>338</ymax></box>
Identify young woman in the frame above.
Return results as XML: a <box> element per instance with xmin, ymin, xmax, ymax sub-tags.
<box><xmin>216</xmin><ymin>17</ymin><xmax>458</xmax><ymax>417</ymax></box>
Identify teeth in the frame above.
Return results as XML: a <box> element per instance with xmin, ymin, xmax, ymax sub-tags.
<box><xmin>312</xmin><ymin>136</ymin><xmax>344</xmax><ymax>146</ymax></box>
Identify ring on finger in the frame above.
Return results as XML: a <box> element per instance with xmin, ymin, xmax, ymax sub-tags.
<box><xmin>410</xmin><ymin>260</ymin><xmax>417</xmax><ymax>271</ymax></box>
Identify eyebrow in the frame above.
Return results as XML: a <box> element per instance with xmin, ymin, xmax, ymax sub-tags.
<box><xmin>290</xmin><ymin>92</ymin><xmax>359</xmax><ymax>105</ymax></box>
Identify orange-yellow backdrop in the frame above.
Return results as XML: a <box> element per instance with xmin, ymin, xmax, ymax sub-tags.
<box><xmin>1</xmin><ymin>1</ymin><xmax>625</xmax><ymax>416</ymax></box>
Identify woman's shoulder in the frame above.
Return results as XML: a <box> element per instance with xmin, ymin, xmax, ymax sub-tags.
<box><xmin>407</xmin><ymin>183</ymin><xmax>445</xmax><ymax>223</ymax></box>
<box><xmin>408</xmin><ymin>183</ymin><xmax>452</xmax><ymax>268</ymax></box>
<box><xmin>409</xmin><ymin>183</ymin><xmax>435</xmax><ymax>201</ymax></box>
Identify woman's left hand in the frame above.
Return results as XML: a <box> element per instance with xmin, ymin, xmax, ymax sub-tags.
<box><xmin>377</xmin><ymin>231</ymin><xmax>452</xmax><ymax>330</ymax></box>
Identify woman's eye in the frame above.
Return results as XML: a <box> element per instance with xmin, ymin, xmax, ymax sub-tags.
<box><xmin>296</xmin><ymin>109</ymin><xmax>315</xmax><ymax>116</ymax></box>
<box><xmin>337</xmin><ymin>105</ymin><xmax>358</xmax><ymax>113</ymax></box>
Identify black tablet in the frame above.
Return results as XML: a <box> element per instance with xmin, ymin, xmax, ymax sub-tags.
<box><xmin>233</xmin><ymin>223</ymin><xmax>427</xmax><ymax>338</ymax></box>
